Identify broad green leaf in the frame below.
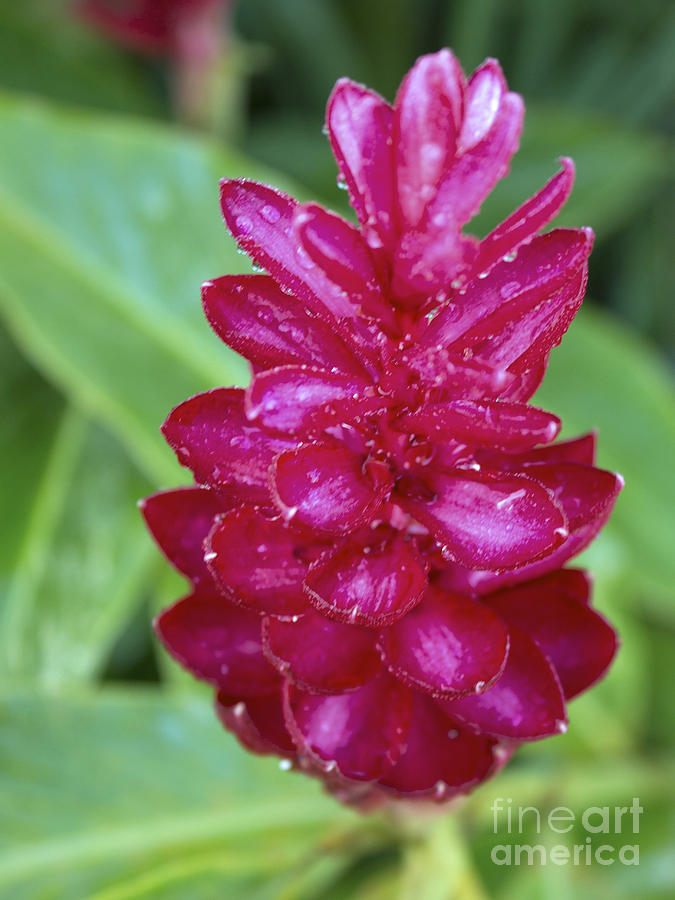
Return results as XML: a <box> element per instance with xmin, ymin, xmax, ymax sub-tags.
<box><xmin>0</xmin><ymin>401</ymin><xmax>156</xmax><ymax>687</ymax></box>
<box><xmin>534</xmin><ymin>306</ymin><xmax>675</xmax><ymax>610</ymax></box>
<box><xmin>0</xmin><ymin>689</ymin><xmax>354</xmax><ymax>899</ymax></box>
<box><xmin>0</xmin><ymin>326</ymin><xmax>63</xmax><ymax>593</ymax></box>
<box><xmin>0</xmin><ymin>92</ymin><xmax>304</xmax><ymax>483</ymax></box>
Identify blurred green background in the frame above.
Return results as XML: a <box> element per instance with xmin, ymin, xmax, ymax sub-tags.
<box><xmin>0</xmin><ymin>0</ymin><xmax>673</xmax><ymax>897</ymax></box>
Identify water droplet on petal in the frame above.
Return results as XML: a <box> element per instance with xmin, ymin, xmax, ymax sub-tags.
<box><xmin>235</xmin><ymin>215</ymin><xmax>253</xmax><ymax>234</ymax></box>
<box><xmin>260</xmin><ymin>204</ymin><xmax>281</xmax><ymax>224</ymax></box>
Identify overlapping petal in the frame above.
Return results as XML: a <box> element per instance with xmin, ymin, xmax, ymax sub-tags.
<box><xmin>380</xmin><ymin>587</ymin><xmax>509</xmax><ymax>697</ymax></box>
<box><xmin>380</xmin><ymin>694</ymin><xmax>497</xmax><ymax>797</ymax></box>
<box><xmin>485</xmin><ymin>570</ymin><xmax>617</xmax><ymax>699</ymax></box>
<box><xmin>272</xmin><ymin>443</ymin><xmax>391</xmax><ymax>536</ymax></box>
<box><xmin>205</xmin><ymin>506</ymin><xmax>308</xmax><ymax>616</ymax></box>
<box><xmin>263</xmin><ymin>610</ymin><xmax>381</xmax><ymax>693</ymax></box>
<box><xmin>202</xmin><ymin>274</ymin><xmax>366</xmax><ymax>374</ymax></box>
<box><xmin>162</xmin><ymin>388</ymin><xmax>295</xmax><ymax>506</ymax></box>
<box><xmin>304</xmin><ymin>533</ymin><xmax>428</xmax><ymax>626</ymax></box>
<box><xmin>283</xmin><ymin>673</ymin><xmax>412</xmax><ymax>781</ymax></box>
<box><xmin>155</xmin><ymin>591</ymin><xmax>279</xmax><ymax>696</ymax></box>
<box><xmin>400</xmin><ymin>469</ymin><xmax>568</xmax><ymax>570</ymax></box>
<box><xmin>140</xmin><ymin>487</ymin><xmax>225</xmax><ymax>586</ymax></box>
<box><xmin>438</xmin><ymin>626</ymin><xmax>567</xmax><ymax>740</ymax></box>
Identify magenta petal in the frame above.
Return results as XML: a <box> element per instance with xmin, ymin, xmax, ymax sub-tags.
<box><xmin>380</xmin><ymin>694</ymin><xmax>497</xmax><ymax>797</ymax></box>
<box><xmin>140</xmin><ymin>487</ymin><xmax>225</xmax><ymax>586</ymax></box>
<box><xmin>429</xmin><ymin>89</ymin><xmax>524</xmax><ymax>227</ymax></box>
<box><xmin>402</xmin><ymin>469</ymin><xmax>567</xmax><ymax>570</ymax></box>
<box><xmin>304</xmin><ymin>534</ymin><xmax>428</xmax><ymax>627</ymax></box>
<box><xmin>525</xmin><ymin>462</ymin><xmax>623</xmax><ymax>532</ymax></box>
<box><xmin>380</xmin><ymin>587</ymin><xmax>509</xmax><ymax>698</ymax></box>
<box><xmin>326</xmin><ymin>78</ymin><xmax>396</xmax><ymax>251</ymax></box>
<box><xmin>245</xmin><ymin>365</ymin><xmax>374</xmax><ymax>436</ymax></box>
<box><xmin>284</xmin><ymin>673</ymin><xmax>412</xmax><ymax>780</ymax></box>
<box><xmin>154</xmin><ymin>591</ymin><xmax>279</xmax><ymax>696</ymax></box>
<box><xmin>394</xmin><ymin>49</ymin><xmax>464</xmax><ymax>228</ymax></box>
<box><xmin>162</xmin><ymin>388</ymin><xmax>295</xmax><ymax>506</ymax></box>
<box><xmin>422</xmin><ymin>228</ymin><xmax>592</xmax><ymax>350</ymax></box>
<box><xmin>485</xmin><ymin>570</ymin><xmax>617</xmax><ymax>699</ymax></box>
<box><xmin>272</xmin><ymin>443</ymin><xmax>390</xmax><ymax>536</ymax></box>
<box><xmin>215</xmin><ymin>688</ymin><xmax>297</xmax><ymax>757</ymax></box>
<box><xmin>386</xmin><ymin>343</ymin><xmax>513</xmax><ymax>400</ymax></box>
<box><xmin>475</xmin><ymin>158</ymin><xmax>575</xmax><ymax>274</ymax></box>
<box><xmin>220</xmin><ymin>179</ymin><xmax>366</xmax><ymax>323</ymax></box>
<box><xmin>438</xmin><ymin>626</ymin><xmax>567</xmax><ymax>740</ymax></box>
<box><xmin>457</xmin><ymin>58</ymin><xmax>506</xmax><ymax>154</ymax></box>
<box><xmin>202</xmin><ymin>275</ymin><xmax>365</xmax><ymax>375</ymax></box>
<box><xmin>294</xmin><ymin>203</ymin><xmax>390</xmax><ymax>324</ymax></box>
<box><xmin>205</xmin><ymin>506</ymin><xmax>308</xmax><ymax>616</ymax></box>
<box><xmin>478</xmin><ymin>432</ymin><xmax>597</xmax><ymax>470</ymax></box>
<box><xmin>262</xmin><ymin>611</ymin><xmax>381</xmax><ymax>693</ymax></box>
<box><xmin>392</xmin><ymin>228</ymin><xmax>479</xmax><ymax>297</ymax></box>
<box><xmin>395</xmin><ymin>400</ymin><xmax>560</xmax><ymax>452</ymax></box>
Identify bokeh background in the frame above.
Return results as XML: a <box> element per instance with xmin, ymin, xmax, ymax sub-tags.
<box><xmin>0</xmin><ymin>1</ymin><xmax>673</xmax><ymax>897</ymax></box>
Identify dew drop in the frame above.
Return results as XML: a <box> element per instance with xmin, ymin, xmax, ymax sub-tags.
<box><xmin>279</xmin><ymin>758</ymin><xmax>293</xmax><ymax>771</ymax></box>
<box><xmin>499</xmin><ymin>280</ymin><xmax>521</xmax><ymax>300</ymax></box>
<box><xmin>336</xmin><ymin>173</ymin><xmax>348</xmax><ymax>191</ymax></box>
<box><xmin>235</xmin><ymin>215</ymin><xmax>253</xmax><ymax>234</ymax></box>
<box><xmin>260</xmin><ymin>204</ymin><xmax>281</xmax><ymax>224</ymax></box>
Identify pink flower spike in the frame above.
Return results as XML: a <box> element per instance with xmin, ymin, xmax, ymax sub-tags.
<box><xmin>144</xmin><ymin>48</ymin><xmax>623</xmax><ymax>806</ymax></box>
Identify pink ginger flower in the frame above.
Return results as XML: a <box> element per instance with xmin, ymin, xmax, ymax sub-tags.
<box><xmin>142</xmin><ymin>50</ymin><xmax>622</xmax><ymax>805</ymax></box>
<box><xmin>77</xmin><ymin>0</ymin><xmax>225</xmax><ymax>56</ymax></box>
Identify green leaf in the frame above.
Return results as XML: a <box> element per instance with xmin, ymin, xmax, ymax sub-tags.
<box><xmin>0</xmin><ymin>92</ymin><xmax>303</xmax><ymax>482</ymax></box>
<box><xmin>0</xmin><ymin>326</ymin><xmax>63</xmax><ymax>592</ymax></box>
<box><xmin>534</xmin><ymin>306</ymin><xmax>675</xmax><ymax>610</ymax></box>
<box><xmin>0</xmin><ymin>689</ymin><xmax>354</xmax><ymax>899</ymax></box>
<box><xmin>0</xmin><ymin>400</ymin><xmax>156</xmax><ymax>687</ymax></box>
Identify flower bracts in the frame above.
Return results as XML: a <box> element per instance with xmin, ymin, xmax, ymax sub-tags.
<box><xmin>142</xmin><ymin>49</ymin><xmax>621</xmax><ymax>805</ymax></box>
